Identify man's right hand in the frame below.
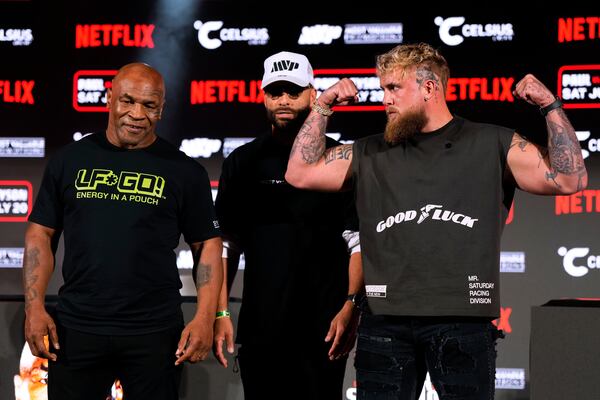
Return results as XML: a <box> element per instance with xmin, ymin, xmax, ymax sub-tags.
<box><xmin>24</xmin><ymin>306</ymin><xmax>59</xmax><ymax>361</ymax></box>
<box><xmin>317</xmin><ymin>78</ymin><xmax>359</xmax><ymax>108</ymax></box>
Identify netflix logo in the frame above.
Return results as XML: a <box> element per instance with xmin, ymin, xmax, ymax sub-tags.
<box><xmin>190</xmin><ymin>80</ymin><xmax>263</xmax><ymax>104</ymax></box>
<box><xmin>446</xmin><ymin>77</ymin><xmax>515</xmax><ymax>102</ymax></box>
<box><xmin>75</xmin><ymin>24</ymin><xmax>155</xmax><ymax>48</ymax></box>
<box><xmin>0</xmin><ymin>80</ymin><xmax>34</xmax><ymax>104</ymax></box>
<box><xmin>555</xmin><ymin>189</ymin><xmax>600</xmax><ymax>215</ymax></box>
<box><xmin>558</xmin><ymin>17</ymin><xmax>600</xmax><ymax>43</ymax></box>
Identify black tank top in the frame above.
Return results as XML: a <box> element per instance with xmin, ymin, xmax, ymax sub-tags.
<box><xmin>352</xmin><ymin>116</ymin><xmax>515</xmax><ymax>318</ymax></box>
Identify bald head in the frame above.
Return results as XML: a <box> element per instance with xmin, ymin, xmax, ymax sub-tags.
<box><xmin>106</xmin><ymin>62</ymin><xmax>166</xmax><ymax>149</ymax></box>
<box><xmin>113</xmin><ymin>63</ymin><xmax>165</xmax><ymax>100</ymax></box>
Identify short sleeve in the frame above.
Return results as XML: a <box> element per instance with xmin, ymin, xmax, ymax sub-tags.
<box><xmin>28</xmin><ymin>154</ymin><xmax>64</xmax><ymax>230</ymax></box>
<box><xmin>180</xmin><ymin>163</ymin><xmax>221</xmax><ymax>244</ymax></box>
<box><xmin>214</xmin><ymin>152</ymin><xmax>244</xmax><ymax>249</ymax></box>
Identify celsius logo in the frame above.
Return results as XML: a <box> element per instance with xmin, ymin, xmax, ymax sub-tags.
<box><xmin>298</xmin><ymin>24</ymin><xmax>342</xmax><ymax>45</ymax></box>
<box><xmin>558</xmin><ymin>247</ymin><xmax>600</xmax><ymax>277</ymax></box>
<box><xmin>0</xmin><ymin>28</ymin><xmax>33</xmax><ymax>46</ymax></box>
<box><xmin>376</xmin><ymin>204</ymin><xmax>478</xmax><ymax>233</ymax></box>
<box><xmin>435</xmin><ymin>16</ymin><xmax>465</xmax><ymax>46</ymax></box>
<box><xmin>193</xmin><ymin>20</ymin><xmax>269</xmax><ymax>49</ymax></box>
<box><xmin>434</xmin><ymin>16</ymin><xmax>514</xmax><ymax>46</ymax></box>
<box><xmin>576</xmin><ymin>131</ymin><xmax>600</xmax><ymax>159</ymax></box>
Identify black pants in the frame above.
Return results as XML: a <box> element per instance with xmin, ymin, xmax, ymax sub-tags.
<box><xmin>238</xmin><ymin>342</ymin><xmax>348</xmax><ymax>400</ymax></box>
<box><xmin>48</xmin><ymin>323</ymin><xmax>183</xmax><ymax>400</ymax></box>
<box><xmin>355</xmin><ymin>315</ymin><xmax>503</xmax><ymax>400</ymax></box>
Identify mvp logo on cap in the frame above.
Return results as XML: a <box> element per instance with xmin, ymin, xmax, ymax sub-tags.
<box><xmin>261</xmin><ymin>51</ymin><xmax>315</xmax><ymax>89</ymax></box>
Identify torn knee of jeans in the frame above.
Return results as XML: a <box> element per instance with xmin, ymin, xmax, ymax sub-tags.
<box><xmin>439</xmin><ymin>338</ymin><xmax>476</xmax><ymax>373</ymax></box>
<box><xmin>439</xmin><ymin>382</ymin><xmax>478</xmax><ymax>398</ymax></box>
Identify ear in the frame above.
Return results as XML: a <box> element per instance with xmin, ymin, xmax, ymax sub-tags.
<box><xmin>106</xmin><ymin>88</ymin><xmax>113</xmax><ymax>109</ymax></box>
<box><xmin>158</xmin><ymin>100</ymin><xmax>165</xmax><ymax>120</ymax></box>
<box><xmin>424</xmin><ymin>79</ymin><xmax>436</xmax><ymax>97</ymax></box>
<box><xmin>309</xmin><ymin>87</ymin><xmax>317</xmax><ymax>103</ymax></box>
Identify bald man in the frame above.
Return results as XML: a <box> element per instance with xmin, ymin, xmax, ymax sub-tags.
<box><xmin>23</xmin><ymin>63</ymin><xmax>223</xmax><ymax>400</ymax></box>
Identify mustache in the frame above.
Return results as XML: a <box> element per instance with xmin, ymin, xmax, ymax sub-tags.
<box><xmin>385</xmin><ymin>106</ymin><xmax>400</xmax><ymax>115</ymax></box>
<box><xmin>274</xmin><ymin>108</ymin><xmax>296</xmax><ymax>114</ymax></box>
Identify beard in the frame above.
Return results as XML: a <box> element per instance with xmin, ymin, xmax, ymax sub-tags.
<box><xmin>266</xmin><ymin>106</ymin><xmax>311</xmax><ymax>135</ymax></box>
<box><xmin>384</xmin><ymin>106</ymin><xmax>428</xmax><ymax>146</ymax></box>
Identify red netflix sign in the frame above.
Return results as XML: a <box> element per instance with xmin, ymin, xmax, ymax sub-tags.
<box><xmin>555</xmin><ymin>189</ymin><xmax>600</xmax><ymax>215</ymax></box>
<box><xmin>0</xmin><ymin>80</ymin><xmax>34</xmax><ymax>104</ymax></box>
<box><xmin>190</xmin><ymin>80</ymin><xmax>264</xmax><ymax>104</ymax></box>
<box><xmin>558</xmin><ymin>17</ymin><xmax>600</xmax><ymax>43</ymax></box>
<box><xmin>75</xmin><ymin>24</ymin><xmax>155</xmax><ymax>48</ymax></box>
<box><xmin>446</xmin><ymin>77</ymin><xmax>515</xmax><ymax>102</ymax></box>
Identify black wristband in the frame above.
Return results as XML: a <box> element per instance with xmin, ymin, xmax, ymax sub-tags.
<box><xmin>347</xmin><ymin>293</ymin><xmax>365</xmax><ymax>309</ymax></box>
<box><xmin>540</xmin><ymin>97</ymin><xmax>563</xmax><ymax>117</ymax></box>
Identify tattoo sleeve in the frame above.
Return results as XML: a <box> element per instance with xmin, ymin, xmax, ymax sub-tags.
<box><xmin>291</xmin><ymin>114</ymin><xmax>327</xmax><ymax>164</ymax></box>
<box><xmin>546</xmin><ymin>108</ymin><xmax>586</xmax><ymax>190</ymax></box>
<box><xmin>324</xmin><ymin>145</ymin><xmax>353</xmax><ymax>165</ymax></box>
<box><xmin>23</xmin><ymin>247</ymin><xmax>40</xmax><ymax>311</ymax></box>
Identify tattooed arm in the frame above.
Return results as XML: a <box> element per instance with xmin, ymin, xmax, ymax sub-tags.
<box><xmin>285</xmin><ymin>78</ymin><xmax>358</xmax><ymax>191</ymax></box>
<box><xmin>23</xmin><ymin>222</ymin><xmax>59</xmax><ymax>360</ymax></box>
<box><xmin>175</xmin><ymin>236</ymin><xmax>223</xmax><ymax>365</ymax></box>
<box><xmin>508</xmin><ymin>74</ymin><xmax>587</xmax><ymax>195</ymax></box>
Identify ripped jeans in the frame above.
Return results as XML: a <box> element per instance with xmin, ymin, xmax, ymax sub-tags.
<box><xmin>355</xmin><ymin>315</ymin><xmax>504</xmax><ymax>400</ymax></box>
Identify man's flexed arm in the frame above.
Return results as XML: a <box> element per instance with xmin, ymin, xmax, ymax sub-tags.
<box><xmin>286</xmin><ymin>78</ymin><xmax>358</xmax><ymax>191</ymax></box>
<box><xmin>509</xmin><ymin>74</ymin><xmax>587</xmax><ymax>195</ymax></box>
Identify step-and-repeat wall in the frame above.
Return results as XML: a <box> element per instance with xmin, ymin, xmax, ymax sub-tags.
<box><xmin>1</xmin><ymin>2</ymin><xmax>599</xmax><ymax>399</ymax></box>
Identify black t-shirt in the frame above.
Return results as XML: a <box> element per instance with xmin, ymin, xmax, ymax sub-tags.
<box><xmin>29</xmin><ymin>133</ymin><xmax>220</xmax><ymax>335</ymax></box>
<box><xmin>216</xmin><ymin>134</ymin><xmax>358</xmax><ymax>346</ymax></box>
<box><xmin>352</xmin><ymin>116</ymin><xmax>515</xmax><ymax>318</ymax></box>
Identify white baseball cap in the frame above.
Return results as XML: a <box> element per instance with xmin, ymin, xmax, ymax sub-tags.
<box><xmin>261</xmin><ymin>51</ymin><xmax>315</xmax><ymax>90</ymax></box>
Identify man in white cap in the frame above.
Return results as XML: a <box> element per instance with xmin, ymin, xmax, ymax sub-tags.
<box><xmin>212</xmin><ymin>51</ymin><xmax>364</xmax><ymax>399</ymax></box>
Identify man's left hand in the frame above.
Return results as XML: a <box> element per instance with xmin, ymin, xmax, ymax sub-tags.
<box><xmin>513</xmin><ymin>74</ymin><xmax>556</xmax><ymax>107</ymax></box>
